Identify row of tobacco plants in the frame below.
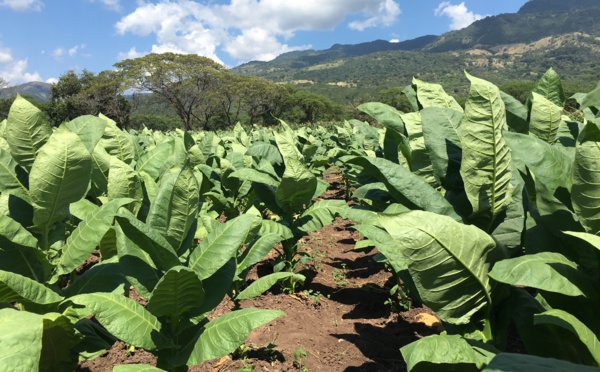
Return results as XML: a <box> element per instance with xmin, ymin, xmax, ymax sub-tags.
<box><xmin>1</xmin><ymin>66</ymin><xmax>600</xmax><ymax>371</ymax></box>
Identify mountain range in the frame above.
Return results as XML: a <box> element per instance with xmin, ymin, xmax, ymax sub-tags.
<box><xmin>232</xmin><ymin>0</ymin><xmax>600</xmax><ymax>102</ymax></box>
<box><xmin>3</xmin><ymin>0</ymin><xmax>600</xmax><ymax>105</ymax></box>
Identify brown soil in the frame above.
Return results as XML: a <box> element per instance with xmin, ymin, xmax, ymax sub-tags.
<box><xmin>77</xmin><ymin>168</ymin><xmax>441</xmax><ymax>372</ymax></box>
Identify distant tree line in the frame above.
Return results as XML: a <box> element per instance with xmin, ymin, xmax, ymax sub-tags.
<box><xmin>0</xmin><ymin>53</ymin><xmax>346</xmax><ymax>130</ymax></box>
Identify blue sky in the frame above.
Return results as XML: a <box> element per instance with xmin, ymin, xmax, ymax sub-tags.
<box><xmin>0</xmin><ymin>0</ymin><xmax>529</xmax><ymax>84</ymax></box>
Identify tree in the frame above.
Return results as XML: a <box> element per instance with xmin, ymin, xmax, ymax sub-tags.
<box><xmin>49</xmin><ymin>70</ymin><xmax>130</xmax><ymax>127</ymax></box>
<box><xmin>114</xmin><ymin>53</ymin><xmax>226</xmax><ymax>131</ymax></box>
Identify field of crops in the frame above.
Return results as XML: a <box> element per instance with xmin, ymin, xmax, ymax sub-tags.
<box><xmin>1</xmin><ymin>68</ymin><xmax>600</xmax><ymax>371</ymax></box>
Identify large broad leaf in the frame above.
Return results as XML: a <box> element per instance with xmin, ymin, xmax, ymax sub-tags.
<box><xmin>236</xmin><ymin>273</ymin><xmax>305</xmax><ymax>300</ymax></box>
<box><xmin>107</xmin><ymin>157</ymin><xmax>143</xmax><ymax>215</ymax></box>
<box><xmin>245</xmin><ymin>141</ymin><xmax>283</xmax><ymax>166</ymax></box>
<box><xmin>5</xmin><ymin>95</ymin><xmax>52</xmax><ymax>172</ymax></box>
<box><xmin>344</xmin><ymin>156</ymin><xmax>461</xmax><ymax>221</ymax></box>
<box><xmin>274</xmin><ymin>121</ymin><xmax>303</xmax><ymax>162</ymax></box>
<box><xmin>500</xmin><ymin>91</ymin><xmax>528</xmax><ymax>134</ymax></box>
<box><xmin>136</xmin><ymin>141</ymin><xmax>175</xmax><ymax>180</ymax></box>
<box><xmin>0</xmin><ymin>270</ymin><xmax>64</xmax><ymax>305</ymax></box>
<box><xmin>413</xmin><ymin>77</ymin><xmax>463</xmax><ymax>112</ymax></box>
<box><xmin>484</xmin><ymin>353</ymin><xmax>600</xmax><ymax>372</ymax></box>
<box><xmin>353</xmin><ymin>224</ymin><xmax>406</xmax><ymax>274</ymax></box>
<box><xmin>0</xmin><ymin>308</ymin><xmax>43</xmax><ymax>371</ymax></box>
<box><xmin>69</xmin><ymin>292</ymin><xmax>169</xmax><ymax>350</ymax></box>
<box><xmin>98</xmin><ymin>115</ymin><xmax>136</xmax><ymax>165</ymax></box>
<box><xmin>146</xmin><ymin>266</ymin><xmax>204</xmax><ymax>325</ymax></box>
<box><xmin>401</xmin><ymin>334</ymin><xmax>490</xmax><ymax>371</ymax></box>
<box><xmin>189</xmin><ymin>214</ymin><xmax>256</xmax><ymax>280</ymax></box>
<box><xmin>63</xmin><ymin>260</ymin><xmax>127</xmax><ymax>296</ymax></box>
<box><xmin>0</xmin><ymin>214</ymin><xmax>48</xmax><ymax>281</ymax></box>
<box><xmin>295</xmin><ymin>199</ymin><xmax>348</xmax><ymax>234</ymax></box>
<box><xmin>55</xmin><ymin>198</ymin><xmax>133</xmax><ymax>277</ymax></box>
<box><xmin>90</xmin><ymin>146</ymin><xmax>111</xmax><ymax>196</ymax></box>
<box><xmin>357</xmin><ymin>102</ymin><xmax>405</xmax><ymax>134</ymax></box>
<box><xmin>237</xmin><ymin>233</ymin><xmax>281</xmax><ymax>275</ymax></box>
<box><xmin>64</xmin><ymin>115</ymin><xmax>107</xmax><ymax>154</ymax></box>
<box><xmin>39</xmin><ymin>313</ymin><xmax>80</xmax><ymax>372</ymax></box>
<box><xmin>115</xmin><ymin>214</ymin><xmax>180</xmax><ymax>272</ymax></box>
<box><xmin>572</xmin><ymin>120</ymin><xmax>600</xmax><ymax>235</ymax></box>
<box><xmin>420</xmin><ymin>107</ymin><xmax>463</xmax><ymax>190</ymax></box>
<box><xmin>534</xmin><ymin>309</ymin><xmax>600</xmax><ymax>366</ymax></box>
<box><xmin>529</xmin><ymin>92</ymin><xmax>563</xmax><ymax>144</ymax></box>
<box><xmin>29</xmin><ymin>126</ymin><xmax>92</xmax><ymax>233</ymax></box>
<box><xmin>489</xmin><ymin>252</ymin><xmax>596</xmax><ymax>298</ymax></box>
<box><xmin>402</xmin><ymin>111</ymin><xmax>437</xmax><ymax>187</ymax></box>
<box><xmin>460</xmin><ymin>72</ymin><xmax>513</xmax><ymax>231</ymax></box>
<box><xmin>182</xmin><ymin>308</ymin><xmax>285</xmax><ymax>365</ymax></box>
<box><xmin>532</xmin><ymin>67</ymin><xmax>566</xmax><ymax>108</ymax></box>
<box><xmin>275</xmin><ymin>158</ymin><xmax>317</xmax><ymax>215</ymax></box>
<box><xmin>380</xmin><ymin>211</ymin><xmax>503</xmax><ymax>325</ymax></box>
<box><xmin>504</xmin><ymin>132</ymin><xmax>578</xmax><ymax>233</ymax></box>
<box><xmin>147</xmin><ymin>164</ymin><xmax>199</xmax><ymax>252</ymax></box>
<box><xmin>229</xmin><ymin>168</ymin><xmax>280</xmax><ymax>187</ymax></box>
<box><xmin>259</xmin><ymin>220</ymin><xmax>293</xmax><ymax>241</ymax></box>
<box><xmin>0</xmin><ymin>147</ymin><xmax>29</xmax><ymax>198</ymax></box>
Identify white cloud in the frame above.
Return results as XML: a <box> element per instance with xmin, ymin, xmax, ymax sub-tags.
<box><xmin>89</xmin><ymin>0</ymin><xmax>120</xmax><ymax>11</ymax></box>
<box><xmin>117</xmin><ymin>47</ymin><xmax>147</xmax><ymax>61</ymax></box>
<box><xmin>434</xmin><ymin>2</ymin><xmax>485</xmax><ymax>30</ymax></box>
<box><xmin>52</xmin><ymin>44</ymin><xmax>86</xmax><ymax>59</ymax></box>
<box><xmin>0</xmin><ymin>0</ymin><xmax>43</xmax><ymax>12</ymax></box>
<box><xmin>45</xmin><ymin>77</ymin><xmax>58</xmax><ymax>84</ymax></box>
<box><xmin>115</xmin><ymin>0</ymin><xmax>401</xmax><ymax>63</ymax></box>
<box><xmin>52</xmin><ymin>47</ymin><xmax>65</xmax><ymax>58</ymax></box>
<box><xmin>390</xmin><ymin>39</ymin><xmax>400</xmax><ymax>43</ymax></box>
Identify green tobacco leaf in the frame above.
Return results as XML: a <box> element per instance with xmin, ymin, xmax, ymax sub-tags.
<box><xmin>0</xmin><ymin>214</ymin><xmax>48</xmax><ymax>281</ymax></box>
<box><xmin>489</xmin><ymin>252</ymin><xmax>596</xmax><ymax>298</ymax></box>
<box><xmin>236</xmin><ymin>273</ymin><xmax>305</xmax><ymax>300</ymax></box>
<box><xmin>275</xmin><ymin>158</ymin><xmax>317</xmax><ymax>215</ymax></box>
<box><xmin>529</xmin><ymin>92</ymin><xmax>563</xmax><ymax>144</ymax></box>
<box><xmin>259</xmin><ymin>220</ymin><xmax>293</xmax><ymax>241</ymax></box>
<box><xmin>5</xmin><ymin>95</ymin><xmax>53</xmax><ymax>172</ymax></box>
<box><xmin>504</xmin><ymin>132</ymin><xmax>577</xmax><ymax>233</ymax></box>
<box><xmin>107</xmin><ymin>157</ymin><xmax>142</xmax><ymax>215</ymax></box>
<box><xmin>115</xmin><ymin>214</ymin><xmax>180</xmax><ymax>272</ymax></box>
<box><xmin>237</xmin><ymin>233</ymin><xmax>281</xmax><ymax>275</ymax></box>
<box><xmin>30</xmin><ymin>126</ymin><xmax>92</xmax><ymax>232</ymax></box>
<box><xmin>402</xmin><ymin>111</ymin><xmax>437</xmax><ymax>187</ymax></box>
<box><xmin>69</xmin><ymin>292</ymin><xmax>168</xmax><ymax>350</ymax></box>
<box><xmin>401</xmin><ymin>334</ymin><xmax>489</xmax><ymax>371</ymax></box>
<box><xmin>500</xmin><ymin>91</ymin><xmax>528</xmax><ymax>134</ymax></box>
<box><xmin>380</xmin><ymin>211</ymin><xmax>501</xmax><ymax>324</ymax></box>
<box><xmin>403</xmin><ymin>84</ymin><xmax>420</xmax><ymax>111</ymax></box>
<box><xmin>245</xmin><ymin>141</ymin><xmax>283</xmax><ymax>165</ymax></box>
<box><xmin>0</xmin><ymin>269</ymin><xmax>64</xmax><ymax>305</ymax></box>
<box><xmin>98</xmin><ymin>116</ymin><xmax>135</xmax><ymax>165</ymax></box>
<box><xmin>136</xmin><ymin>141</ymin><xmax>175</xmax><ymax>180</ymax></box>
<box><xmin>357</xmin><ymin>102</ymin><xmax>405</xmax><ymax>134</ymax></box>
<box><xmin>0</xmin><ymin>147</ymin><xmax>29</xmax><ymax>198</ymax></box>
<box><xmin>353</xmin><ymin>224</ymin><xmax>406</xmax><ymax>274</ymax></box>
<box><xmin>413</xmin><ymin>77</ymin><xmax>463</xmax><ymax>112</ymax></box>
<box><xmin>460</xmin><ymin>72</ymin><xmax>513</xmax><ymax>231</ymax></box>
<box><xmin>572</xmin><ymin>120</ymin><xmax>600</xmax><ymax>235</ymax></box>
<box><xmin>484</xmin><ymin>353</ymin><xmax>600</xmax><ymax>372</ymax></box>
<box><xmin>148</xmin><ymin>164</ymin><xmax>199</xmax><ymax>252</ymax></box>
<box><xmin>420</xmin><ymin>107</ymin><xmax>463</xmax><ymax>190</ymax></box>
<box><xmin>564</xmin><ymin>231</ymin><xmax>600</xmax><ymax>253</ymax></box>
<box><xmin>183</xmin><ymin>308</ymin><xmax>285</xmax><ymax>365</ymax></box>
<box><xmin>147</xmin><ymin>266</ymin><xmax>204</xmax><ymax>322</ymax></box>
<box><xmin>56</xmin><ymin>198</ymin><xmax>133</xmax><ymax>277</ymax></box>
<box><xmin>39</xmin><ymin>313</ymin><xmax>80</xmax><ymax>372</ymax></box>
<box><xmin>0</xmin><ymin>308</ymin><xmax>43</xmax><ymax>371</ymax></box>
<box><xmin>534</xmin><ymin>309</ymin><xmax>600</xmax><ymax>366</ymax></box>
<box><xmin>90</xmin><ymin>146</ymin><xmax>111</xmax><ymax>196</ymax></box>
<box><xmin>63</xmin><ymin>261</ymin><xmax>127</xmax><ymax>296</ymax></box>
<box><xmin>64</xmin><ymin>115</ymin><xmax>107</xmax><ymax>154</ymax></box>
<box><xmin>274</xmin><ymin>121</ymin><xmax>303</xmax><ymax>162</ymax></box>
<box><xmin>295</xmin><ymin>199</ymin><xmax>348</xmax><ymax>233</ymax></box>
<box><xmin>532</xmin><ymin>67</ymin><xmax>566</xmax><ymax>108</ymax></box>
<box><xmin>229</xmin><ymin>168</ymin><xmax>280</xmax><ymax>187</ymax></box>
<box><xmin>344</xmin><ymin>156</ymin><xmax>461</xmax><ymax>221</ymax></box>
<box><xmin>189</xmin><ymin>214</ymin><xmax>256</xmax><ymax>280</ymax></box>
